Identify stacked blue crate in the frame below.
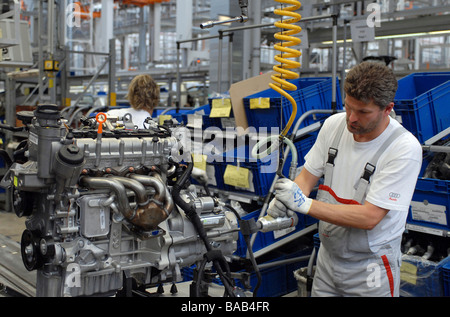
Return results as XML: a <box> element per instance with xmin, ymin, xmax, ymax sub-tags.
<box><xmin>394</xmin><ymin>72</ymin><xmax>450</xmax><ymax>143</ymax></box>
<box><xmin>168</xmin><ymin>100</ymin><xmax>233</xmax><ymax>130</ymax></box>
<box><xmin>211</xmin><ymin>131</ymin><xmax>321</xmax><ymax>198</ymax></box>
<box><xmin>215</xmin><ymin>144</ymin><xmax>278</xmax><ymax>197</ymax></box>
<box><xmin>163</xmin><ymin>104</ymin><xmax>211</xmax><ymax>125</ymax></box>
<box><xmin>401</xmin><ymin>255</ymin><xmax>450</xmax><ymax>297</ymax></box>
<box><xmin>407</xmin><ymin>127</ymin><xmax>450</xmax><ymax>235</ymax></box>
<box><xmin>407</xmin><ymin>177</ymin><xmax>450</xmax><ymax>233</ymax></box>
<box><xmin>205</xmin><ymin>97</ymin><xmax>235</xmax><ymax>130</ymax></box>
<box><xmin>243</xmin><ymin>77</ymin><xmax>343</xmax><ymax>135</ymax></box>
<box><xmin>443</xmin><ymin>261</ymin><xmax>450</xmax><ymax>296</ymax></box>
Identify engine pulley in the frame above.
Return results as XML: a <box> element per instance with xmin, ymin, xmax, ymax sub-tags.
<box><xmin>20</xmin><ymin>229</ymin><xmax>44</xmax><ymax>271</ymax></box>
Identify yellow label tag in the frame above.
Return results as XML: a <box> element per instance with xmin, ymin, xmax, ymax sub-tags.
<box><xmin>13</xmin><ymin>176</ymin><xmax>18</xmax><ymax>187</ymax></box>
<box><xmin>159</xmin><ymin>115</ymin><xmax>172</xmax><ymax>125</ymax></box>
<box><xmin>400</xmin><ymin>261</ymin><xmax>418</xmax><ymax>285</ymax></box>
<box><xmin>110</xmin><ymin>92</ymin><xmax>117</xmax><ymax>106</ymax></box>
<box><xmin>44</xmin><ymin>60</ymin><xmax>53</xmax><ymax>70</ymax></box>
<box><xmin>223</xmin><ymin>165</ymin><xmax>250</xmax><ymax>188</ymax></box>
<box><xmin>192</xmin><ymin>154</ymin><xmax>207</xmax><ymax>171</ymax></box>
<box><xmin>210</xmin><ymin>98</ymin><xmax>232</xmax><ymax>118</ymax></box>
<box><xmin>250</xmin><ymin>97</ymin><xmax>270</xmax><ymax>109</ymax></box>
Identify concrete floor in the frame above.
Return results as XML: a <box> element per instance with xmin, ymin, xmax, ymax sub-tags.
<box><xmin>0</xmin><ymin>211</ymin><xmax>26</xmax><ymax>243</ymax></box>
<box><xmin>0</xmin><ymin>211</ymin><xmax>35</xmax><ymax>297</ymax></box>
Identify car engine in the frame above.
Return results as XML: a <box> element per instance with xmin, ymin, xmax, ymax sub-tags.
<box><xmin>1</xmin><ymin>104</ymin><xmax>241</xmax><ymax>297</ymax></box>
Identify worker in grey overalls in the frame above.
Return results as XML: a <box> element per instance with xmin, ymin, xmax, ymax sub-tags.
<box><xmin>268</xmin><ymin>62</ymin><xmax>423</xmax><ymax>296</ymax></box>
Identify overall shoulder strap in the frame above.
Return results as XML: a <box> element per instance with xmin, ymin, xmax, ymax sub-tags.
<box><xmin>323</xmin><ymin>116</ymin><xmax>347</xmax><ymax>187</ymax></box>
<box><xmin>353</xmin><ymin>125</ymin><xmax>408</xmax><ymax>203</ymax></box>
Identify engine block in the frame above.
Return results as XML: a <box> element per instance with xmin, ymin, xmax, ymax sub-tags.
<box><xmin>3</xmin><ymin>105</ymin><xmax>238</xmax><ymax>297</ymax></box>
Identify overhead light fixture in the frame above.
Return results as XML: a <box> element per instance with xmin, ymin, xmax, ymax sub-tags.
<box><xmin>321</xmin><ymin>39</ymin><xmax>352</xmax><ymax>44</ymax></box>
<box><xmin>321</xmin><ymin>29</ymin><xmax>450</xmax><ymax>44</ymax></box>
<box><xmin>374</xmin><ymin>32</ymin><xmax>428</xmax><ymax>39</ymax></box>
<box><xmin>428</xmin><ymin>30</ymin><xmax>450</xmax><ymax>35</ymax></box>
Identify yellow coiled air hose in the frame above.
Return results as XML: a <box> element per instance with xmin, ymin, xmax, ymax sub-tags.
<box><xmin>270</xmin><ymin>0</ymin><xmax>302</xmax><ymax>137</ymax></box>
<box><xmin>251</xmin><ymin>0</ymin><xmax>302</xmax><ymax>179</ymax></box>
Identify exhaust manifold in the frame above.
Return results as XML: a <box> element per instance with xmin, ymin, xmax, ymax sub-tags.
<box><xmin>80</xmin><ymin>173</ymin><xmax>173</xmax><ymax>231</ymax></box>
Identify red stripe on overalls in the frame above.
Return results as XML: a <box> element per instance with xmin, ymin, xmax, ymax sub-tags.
<box><xmin>381</xmin><ymin>255</ymin><xmax>394</xmax><ymax>297</ymax></box>
<box><xmin>318</xmin><ymin>185</ymin><xmax>361</xmax><ymax>205</ymax></box>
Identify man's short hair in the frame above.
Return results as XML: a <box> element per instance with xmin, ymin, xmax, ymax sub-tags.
<box><xmin>344</xmin><ymin>61</ymin><xmax>398</xmax><ymax>109</ymax></box>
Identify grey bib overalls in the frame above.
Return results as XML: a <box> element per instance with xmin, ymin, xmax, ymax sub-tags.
<box><xmin>311</xmin><ymin>118</ymin><xmax>407</xmax><ymax>297</ymax></box>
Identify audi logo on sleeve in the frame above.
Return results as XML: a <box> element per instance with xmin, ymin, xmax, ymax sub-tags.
<box><xmin>388</xmin><ymin>192</ymin><xmax>400</xmax><ymax>201</ymax></box>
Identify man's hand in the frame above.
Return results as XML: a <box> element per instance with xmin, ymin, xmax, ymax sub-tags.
<box><xmin>274</xmin><ymin>178</ymin><xmax>312</xmax><ymax>215</ymax></box>
<box><xmin>267</xmin><ymin>197</ymin><xmax>294</xmax><ymax>218</ymax></box>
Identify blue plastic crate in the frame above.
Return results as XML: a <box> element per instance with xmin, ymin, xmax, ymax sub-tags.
<box><xmin>205</xmin><ymin>98</ymin><xmax>235</xmax><ymax>130</ymax></box>
<box><xmin>202</xmin><ymin>115</ymin><xmax>223</xmax><ymax>129</ymax></box>
<box><xmin>166</xmin><ymin>104</ymin><xmax>211</xmax><ymax>125</ymax></box>
<box><xmin>407</xmin><ymin>177</ymin><xmax>450</xmax><ymax>232</ymax></box>
<box><xmin>152</xmin><ymin>107</ymin><xmax>183</xmax><ymax>117</ymax></box>
<box><xmin>154</xmin><ymin>104</ymin><xmax>215</xmax><ymax>128</ymax></box>
<box><xmin>243</xmin><ymin>77</ymin><xmax>342</xmax><ymax>134</ymax></box>
<box><xmin>400</xmin><ymin>255</ymin><xmax>450</xmax><ymax>297</ymax></box>
<box><xmin>443</xmin><ymin>261</ymin><xmax>450</xmax><ymax>296</ymax></box>
<box><xmin>224</xmin><ymin>161</ymin><xmax>277</xmax><ymax>196</ymax></box>
<box><xmin>243</xmin><ymin>253</ymin><xmax>289</xmax><ymax>297</ymax></box>
<box><xmin>313</xmin><ymin>233</ymin><xmax>320</xmax><ymax>250</ymax></box>
<box><xmin>207</xmin><ymin>162</ymin><xmax>227</xmax><ymax>191</ymax></box>
<box><xmin>181</xmin><ymin>265</ymin><xmax>195</xmax><ymax>282</ymax></box>
<box><xmin>212</xmin><ymin>130</ymin><xmax>320</xmax><ymax>196</ymax></box>
<box><xmin>214</xmin><ymin>145</ymin><xmax>278</xmax><ymax>196</ymax></box>
<box><xmin>394</xmin><ymin>72</ymin><xmax>450</xmax><ymax>143</ymax></box>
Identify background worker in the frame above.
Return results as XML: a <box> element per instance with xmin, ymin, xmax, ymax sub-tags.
<box><xmin>268</xmin><ymin>61</ymin><xmax>423</xmax><ymax>296</ymax></box>
<box><xmin>107</xmin><ymin>74</ymin><xmax>160</xmax><ymax>128</ymax></box>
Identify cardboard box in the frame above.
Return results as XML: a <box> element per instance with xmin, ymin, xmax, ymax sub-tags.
<box><xmin>229</xmin><ymin>71</ymin><xmax>275</xmax><ymax>134</ymax></box>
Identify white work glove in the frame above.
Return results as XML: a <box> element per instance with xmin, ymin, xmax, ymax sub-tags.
<box><xmin>274</xmin><ymin>178</ymin><xmax>312</xmax><ymax>215</ymax></box>
<box><xmin>267</xmin><ymin>197</ymin><xmax>294</xmax><ymax>218</ymax></box>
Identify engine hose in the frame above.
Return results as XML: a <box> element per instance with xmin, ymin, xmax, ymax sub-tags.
<box><xmin>251</xmin><ymin>0</ymin><xmax>302</xmax><ymax>175</ymax></box>
<box><xmin>171</xmin><ymin>162</ymin><xmax>196</xmax><ymax>219</ymax></box>
<box><xmin>244</xmin><ymin>234</ymin><xmax>261</xmax><ymax>297</ymax></box>
<box><xmin>172</xmin><ymin>161</ymin><xmax>235</xmax><ymax>296</ymax></box>
<box><xmin>226</xmin><ymin>203</ymin><xmax>262</xmax><ymax>297</ymax></box>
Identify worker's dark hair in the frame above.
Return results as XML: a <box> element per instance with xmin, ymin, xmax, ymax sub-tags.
<box><xmin>344</xmin><ymin>61</ymin><xmax>398</xmax><ymax>109</ymax></box>
<box><xmin>127</xmin><ymin>74</ymin><xmax>160</xmax><ymax>112</ymax></box>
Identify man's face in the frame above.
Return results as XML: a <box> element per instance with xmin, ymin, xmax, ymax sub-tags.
<box><xmin>344</xmin><ymin>95</ymin><xmax>391</xmax><ymax>140</ymax></box>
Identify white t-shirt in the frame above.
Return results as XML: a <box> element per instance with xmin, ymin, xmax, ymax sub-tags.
<box><xmin>304</xmin><ymin>112</ymin><xmax>422</xmax><ymax>249</ymax></box>
<box><xmin>106</xmin><ymin>108</ymin><xmax>153</xmax><ymax>129</ymax></box>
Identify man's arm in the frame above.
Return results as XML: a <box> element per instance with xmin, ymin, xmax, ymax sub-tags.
<box><xmin>275</xmin><ymin>169</ymin><xmax>389</xmax><ymax>230</ymax></box>
<box><xmin>308</xmin><ymin>200</ymin><xmax>389</xmax><ymax>230</ymax></box>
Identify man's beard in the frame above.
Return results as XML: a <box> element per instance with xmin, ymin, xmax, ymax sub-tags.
<box><xmin>346</xmin><ymin>114</ymin><xmax>382</xmax><ymax>136</ymax></box>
